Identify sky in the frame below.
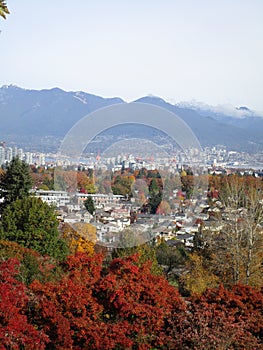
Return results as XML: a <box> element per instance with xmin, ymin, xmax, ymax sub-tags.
<box><xmin>1</xmin><ymin>0</ymin><xmax>263</xmax><ymax>112</ymax></box>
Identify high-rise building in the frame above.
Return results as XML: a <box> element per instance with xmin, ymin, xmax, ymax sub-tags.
<box><xmin>13</xmin><ymin>146</ymin><xmax>18</xmax><ymax>158</ymax></box>
<box><xmin>0</xmin><ymin>146</ymin><xmax>5</xmax><ymax>165</ymax></box>
<box><xmin>25</xmin><ymin>152</ymin><xmax>33</xmax><ymax>164</ymax></box>
<box><xmin>38</xmin><ymin>153</ymin><xmax>45</xmax><ymax>166</ymax></box>
<box><xmin>6</xmin><ymin>147</ymin><xmax>13</xmax><ymax>162</ymax></box>
<box><xmin>18</xmin><ymin>148</ymin><xmax>24</xmax><ymax>161</ymax></box>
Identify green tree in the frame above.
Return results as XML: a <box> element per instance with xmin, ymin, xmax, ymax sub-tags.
<box><xmin>0</xmin><ymin>197</ymin><xmax>69</xmax><ymax>260</ymax></box>
<box><xmin>112</xmin><ymin>175</ymin><xmax>133</xmax><ymax>197</ymax></box>
<box><xmin>113</xmin><ymin>243</ymin><xmax>163</xmax><ymax>276</ymax></box>
<box><xmin>148</xmin><ymin>179</ymin><xmax>162</xmax><ymax>214</ymax></box>
<box><xmin>156</xmin><ymin>241</ymin><xmax>188</xmax><ymax>275</ymax></box>
<box><xmin>84</xmin><ymin>196</ymin><xmax>95</xmax><ymax>215</ymax></box>
<box><xmin>0</xmin><ymin>157</ymin><xmax>32</xmax><ymax>213</ymax></box>
<box><xmin>0</xmin><ymin>0</ymin><xmax>9</xmax><ymax>19</ymax></box>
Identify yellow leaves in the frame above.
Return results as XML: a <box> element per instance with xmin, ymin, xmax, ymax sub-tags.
<box><xmin>61</xmin><ymin>223</ymin><xmax>96</xmax><ymax>256</ymax></box>
<box><xmin>156</xmin><ymin>201</ymin><xmax>171</xmax><ymax>215</ymax></box>
<box><xmin>0</xmin><ymin>1</ymin><xmax>9</xmax><ymax>19</ymax></box>
<box><xmin>77</xmin><ymin>172</ymin><xmax>97</xmax><ymax>193</ymax></box>
<box><xmin>0</xmin><ymin>239</ymin><xmax>39</xmax><ymax>261</ymax></box>
<box><xmin>180</xmin><ymin>253</ymin><xmax>219</xmax><ymax>295</ymax></box>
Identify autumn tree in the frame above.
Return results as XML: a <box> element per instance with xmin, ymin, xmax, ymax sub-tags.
<box><xmin>0</xmin><ymin>0</ymin><xmax>9</xmax><ymax>19</ymax></box>
<box><xmin>0</xmin><ymin>258</ymin><xmax>48</xmax><ymax>349</ymax></box>
<box><xmin>0</xmin><ymin>157</ymin><xmax>32</xmax><ymax>212</ymax></box>
<box><xmin>54</xmin><ymin>168</ymin><xmax>77</xmax><ymax>192</ymax></box>
<box><xmin>112</xmin><ymin>174</ymin><xmax>134</xmax><ymax>197</ymax></box>
<box><xmin>180</xmin><ymin>170</ymin><xmax>194</xmax><ymax>199</ymax></box>
<box><xmin>0</xmin><ymin>197</ymin><xmax>69</xmax><ymax>260</ymax></box>
<box><xmin>179</xmin><ymin>252</ymin><xmax>219</xmax><ymax>295</ymax></box>
<box><xmin>0</xmin><ymin>240</ymin><xmax>42</xmax><ymax>285</ymax></box>
<box><xmin>166</xmin><ymin>284</ymin><xmax>263</xmax><ymax>349</ymax></box>
<box><xmin>61</xmin><ymin>222</ymin><xmax>96</xmax><ymax>255</ymax></box>
<box><xmin>131</xmin><ymin>178</ymin><xmax>148</xmax><ymax>206</ymax></box>
<box><xmin>28</xmin><ymin>253</ymin><xmax>104</xmax><ymax>349</ymax></box>
<box><xmin>95</xmin><ymin>254</ymin><xmax>185</xmax><ymax>348</ymax></box>
<box><xmin>0</xmin><ymin>239</ymin><xmax>65</xmax><ymax>285</ymax></box>
<box><xmin>204</xmin><ymin>175</ymin><xmax>263</xmax><ymax>286</ymax></box>
<box><xmin>29</xmin><ymin>253</ymin><xmax>185</xmax><ymax>349</ymax></box>
<box><xmin>156</xmin><ymin>200</ymin><xmax>171</xmax><ymax>215</ymax></box>
<box><xmin>77</xmin><ymin>171</ymin><xmax>96</xmax><ymax>193</ymax></box>
<box><xmin>112</xmin><ymin>243</ymin><xmax>163</xmax><ymax>276</ymax></box>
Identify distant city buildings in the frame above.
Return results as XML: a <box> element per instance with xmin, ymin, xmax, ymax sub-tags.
<box><xmin>1</xmin><ymin>140</ymin><xmax>263</xmax><ymax>173</ymax></box>
<box><xmin>0</xmin><ymin>142</ymin><xmax>45</xmax><ymax>166</ymax></box>
<box><xmin>1</xmin><ymin>140</ymin><xmax>263</xmax><ymax>248</ymax></box>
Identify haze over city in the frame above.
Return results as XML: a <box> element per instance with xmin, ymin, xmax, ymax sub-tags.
<box><xmin>1</xmin><ymin>0</ymin><xmax>263</xmax><ymax>113</ymax></box>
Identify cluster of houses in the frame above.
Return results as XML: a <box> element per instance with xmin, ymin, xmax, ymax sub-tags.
<box><xmin>33</xmin><ymin>186</ymin><xmax>263</xmax><ymax>254</ymax></box>
<box><xmin>33</xmin><ymin>189</ymin><xmax>214</xmax><ymax>249</ymax></box>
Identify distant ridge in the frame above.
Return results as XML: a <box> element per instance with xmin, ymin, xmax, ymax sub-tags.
<box><xmin>0</xmin><ymin>85</ymin><xmax>263</xmax><ymax>152</ymax></box>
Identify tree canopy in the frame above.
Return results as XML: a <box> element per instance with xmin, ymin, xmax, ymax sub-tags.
<box><xmin>0</xmin><ymin>253</ymin><xmax>262</xmax><ymax>349</ymax></box>
<box><xmin>0</xmin><ymin>157</ymin><xmax>32</xmax><ymax>212</ymax></box>
<box><xmin>0</xmin><ymin>0</ymin><xmax>9</xmax><ymax>19</ymax></box>
<box><xmin>84</xmin><ymin>196</ymin><xmax>95</xmax><ymax>215</ymax></box>
<box><xmin>0</xmin><ymin>196</ymin><xmax>69</xmax><ymax>260</ymax></box>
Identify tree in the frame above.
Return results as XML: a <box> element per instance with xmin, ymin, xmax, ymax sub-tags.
<box><xmin>204</xmin><ymin>176</ymin><xmax>263</xmax><ymax>286</ymax></box>
<box><xmin>179</xmin><ymin>253</ymin><xmax>219</xmax><ymax>295</ymax></box>
<box><xmin>0</xmin><ymin>258</ymin><xmax>48</xmax><ymax>349</ymax></box>
<box><xmin>148</xmin><ymin>179</ymin><xmax>163</xmax><ymax>214</ymax></box>
<box><xmin>29</xmin><ymin>253</ymin><xmax>185</xmax><ymax>349</ymax></box>
<box><xmin>0</xmin><ymin>0</ymin><xmax>9</xmax><ymax>19</ymax></box>
<box><xmin>0</xmin><ymin>239</ymin><xmax>65</xmax><ymax>285</ymax></box>
<box><xmin>156</xmin><ymin>241</ymin><xmax>188</xmax><ymax>276</ymax></box>
<box><xmin>180</xmin><ymin>173</ymin><xmax>195</xmax><ymax>199</ymax></box>
<box><xmin>54</xmin><ymin>168</ymin><xmax>77</xmax><ymax>192</ymax></box>
<box><xmin>112</xmin><ymin>243</ymin><xmax>163</xmax><ymax>276</ymax></box>
<box><xmin>84</xmin><ymin>196</ymin><xmax>95</xmax><ymax>215</ymax></box>
<box><xmin>112</xmin><ymin>175</ymin><xmax>134</xmax><ymax>197</ymax></box>
<box><xmin>166</xmin><ymin>284</ymin><xmax>263</xmax><ymax>349</ymax></box>
<box><xmin>156</xmin><ymin>200</ymin><xmax>171</xmax><ymax>215</ymax></box>
<box><xmin>0</xmin><ymin>157</ymin><xmax>32</xmax><ymax>213</ymax></box>
<box><xmin>61</xmin><ymin>222</ymin><xmax>96</xmax><ymax>255</ymax></box>
<box><xmin>77</xmin><ymin>171</ymin><xmax>96</xmax><ymax>193</ymax></box>
<box><xmin>0</xmin><ymin>197</ymin><xmax>69</xmax><ymax>260</ymax></box>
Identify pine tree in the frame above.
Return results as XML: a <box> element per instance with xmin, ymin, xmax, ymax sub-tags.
<box><xmin>0</xmin><ymin>157</ymin><xmax>32</xmax><ymax>213</ymax></box>
<box><xmin>0</xmin><ymin>197</ymin><xmax>69</xmax><ymax>260</ymax></box>
<box><xmin>148</xmin><ymin>179</ymin><xmax>162</xmax><ymax>214</ymax></box>
<box><xmin>84</xmin><ymin>196</ymin><xmax>95</xmax><ymax>215</ymax></box>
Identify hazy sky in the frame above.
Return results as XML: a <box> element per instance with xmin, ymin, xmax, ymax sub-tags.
<box><xmin>1</xmin><ymin>0</ymin><xmax>263</xmax><ymax>112</ymax></box>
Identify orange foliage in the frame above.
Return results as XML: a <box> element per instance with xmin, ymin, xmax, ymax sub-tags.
<box><xmin>61</xmin><ymin>222</ymin><xmax>96</xmax><ymax>255</ymax></box>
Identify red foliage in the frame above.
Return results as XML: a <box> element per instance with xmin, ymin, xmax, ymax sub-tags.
<box><xmin>96</xmin><ymin>254</ymin><xmax>185</xmax><ymax>349</ymax></box>
<box><xmin>1</xmin><ymin>254</ymin><xmax>262</xmax><ymax>349</ymax></box>
<box><xmin>0</xmin><ymin>259</ymin><xmax>48</xmax><ymax>349</ymax></box>
<box><xmin>166</xmin><ymin>284</ymin><xmax>263</xmax><ymax>349</ymax></box>
<box><xmin>30</xmin><ymin>253</ymin><xmax>104</xmax><ymax>349</ymax></box>
<box><xmin>29</xmin><ymin>253</ymin><xmax>185</xmax><ymax>349</ymax></box>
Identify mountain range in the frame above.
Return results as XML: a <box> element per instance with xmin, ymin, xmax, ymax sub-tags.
<box><xmin>0</xmin><ymin>85</ymin><xmax>263</xmax><ymax>153</ymax></box>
